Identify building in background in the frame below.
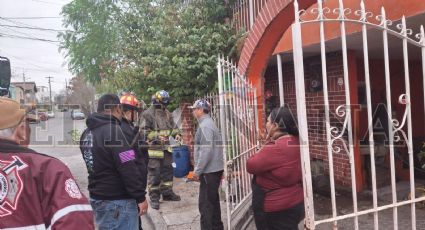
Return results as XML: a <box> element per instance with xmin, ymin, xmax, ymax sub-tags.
<box><xmin>36</xmin><ymin>86</ymin><xmax>50</xmax><ymax>104</ymax></box>
<box><xmin>11</xmin><ymin>81</ymin><xmax>37</xmax><ymax>105</ymax></box>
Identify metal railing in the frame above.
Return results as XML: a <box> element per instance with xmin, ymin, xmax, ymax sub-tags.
<box><xmin>215</xmin><ymin>55</ymin><xmax>259</xmax><ymax>229</ymax></box>
<box><xmin>232</xmin><ymin>0</ymin><xmax>268</xmax><ymax>32</ymax></box>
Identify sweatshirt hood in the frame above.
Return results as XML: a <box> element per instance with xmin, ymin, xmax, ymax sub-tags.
<box><xmin>86</xmin><ymin>113</ymin><xmax>120</xmax><ymax>130</ymax></box>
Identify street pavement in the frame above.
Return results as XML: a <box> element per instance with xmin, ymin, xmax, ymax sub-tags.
<box><xmin>29</xmin><ymin>111</ymin><xmax>89</xmax><ymax>195</ymax></box>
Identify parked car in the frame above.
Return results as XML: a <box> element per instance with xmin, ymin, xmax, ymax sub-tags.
<box><xmin>27</xmin><ymin>111</ymin><xmax>40</xmax><ymax>124</ymax></box>
<box><xmin>38</xmin><ymin>111</ymin><xmax>48</xmax><ymax>121</ymax></box>
<box><xmin>71</xmin><ymin>109</ymin><xmax>85</xmax><ymax>120</ymax></box>
<box><xmin>60</xmin><ymin>108</ymin><xmax>68</xmax><ymax>112</ymax></box>
<box><xmin>47</xmin><ymin>111</ymin><xmax>55</xmax><ymax>118</ymax></box>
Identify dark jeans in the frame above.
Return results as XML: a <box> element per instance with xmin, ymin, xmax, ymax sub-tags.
<box><xmin>252</xmin><ymin>177</ymin><xmax>268</xmax><ymax>230</ymax></box>
<box><xmin>199</xmin><ymin>171</ymin><xmax>224</xmax><ymax>230</ymax></box>
<box><xmin>255</xmin><ymin>202</ymin><xmax>305</xmax><ymax>230</ymax></box>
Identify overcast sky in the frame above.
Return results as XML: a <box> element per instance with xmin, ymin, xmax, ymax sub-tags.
<box><xmin>0</xmin><ymin>0</ymin><xmax>73</xmax><ymax>93</ymax></box>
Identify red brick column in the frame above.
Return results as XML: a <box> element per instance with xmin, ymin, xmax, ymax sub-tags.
<box><xmin>179</xmin><ymin>103</ymin><xmax>195</xmax><ymax>163</ymax></box>
<box><xmin>237</xmin><ymin>0</ymin><xmax>317</xmax><ymax>131</ymax></box>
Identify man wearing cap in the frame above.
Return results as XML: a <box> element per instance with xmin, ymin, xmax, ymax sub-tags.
<box><xmin>190</xmin><ymin>99</ymin><xmax>224</xmax><ymax>230</ymax></box>
<box><xmin>79</xmin><ymin>94</ymin><xmax>148</xmax><ymax>230</ymax></box>
<box><xmin>0</xmin><ymin>98</ymin><xmax>94</xmax><ymax>229</ymax></box>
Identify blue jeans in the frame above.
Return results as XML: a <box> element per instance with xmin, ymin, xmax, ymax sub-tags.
<box><xmin>90</xmin><ymin>198</ymin><xmax>139</xmax><ymax>230</ymax></box>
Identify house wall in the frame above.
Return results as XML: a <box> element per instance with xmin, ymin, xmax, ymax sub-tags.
<box><xmin>356</xmin><ymin>58</ymin><xmax>425</xmax><ymax>181</ymax></box>
<box><xmin>264</xmin><ymin>52</ymin><xmax>355</xmax><ymax>187</ymax></box>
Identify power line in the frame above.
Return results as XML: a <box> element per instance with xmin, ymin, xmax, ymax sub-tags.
<box><xmin>0</xmin><ymin>17</ymin><xmax>62</xmax><ymax>41</ymax></box>
<box><xmin>0</xmin><ymin>33</ymin><xmax>59</xmax><ymax>43</ymax></box>
<box><xmin>0</xmin><ymin>24</ymin><xmax>68</xmax><ymax>32</ymax></box>
<box><xmin>0</xmin><ymin>17</ymin><xmax>48</xmax><ymax>31</ymax></box>
<box><xmin>13</xmin><ymin>67</ymin><xmax>63</xmax><ymax>74</ymax></box>
<box><xmin>0</xmin><ymin>50</ymin><xmax>64</xmax><ymax>73</ymax></box>
<box><xmin>1</xmin><ymin>17</ymin><xmax>61</xmax><ymax>20</ymax></box>
<box><xmin>0</xmin><ymin>24</ymin><xmax>39</xmax><ymax>39</ymax></box>
<box><xmin>30</xmin><ymin>0</ymin><xmax>63</xmax><ymax>6</ymax></box>
<box><xmin>0</xmin><ymin>23</ymin><xmax>55</xmax><ymax>43</ymax></box>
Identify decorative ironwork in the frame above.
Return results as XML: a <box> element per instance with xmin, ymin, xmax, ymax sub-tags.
<box><xmin>294</xmin><ymin>0</ymin><xmax>425</xmax><ymax>47</ymax></box>
<box><xmin>392</xmin><ymin>94</ymin><xmax>409</xmax><ymax>143</ymax></box>
<box><xmin>329</xmin><ymin>105</ymin><xmax>350</xmax><ymax>154</ymax></box>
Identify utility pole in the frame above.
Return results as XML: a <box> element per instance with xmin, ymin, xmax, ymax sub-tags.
<box><xmin>65</xmin><ymin>78</ymin><xmax>68</xmax><ymax>102</ymax></box>
<box><xmin>65</xmin><ymin>78</ymin><xmax>69</xmax><ymax>110</ymax></box>
<box><xmin>46</xmin><ymin>76</ymin><xmax>53</xmax><ymax>111</ymax></box>
<box><xmin>22</xmin><ymin>70</ymin><xmax>27</xmax><ymax>105</ymax></box>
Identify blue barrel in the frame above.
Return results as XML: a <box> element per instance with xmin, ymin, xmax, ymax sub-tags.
<box><xmin>172</xmin><ymin>145</ymin><xmax>190</xmax><ymax>178</ymax></box>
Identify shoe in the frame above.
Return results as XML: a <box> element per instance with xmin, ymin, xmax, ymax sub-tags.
<box><xmin>150</xmin><ymin>199</ymin><xmax>160</xmax><ymax>210</ymax></box>
<box><xmin>162</xmin><ymin>192</ymin><xmax>181</xmax><ymax>201</ymax></box>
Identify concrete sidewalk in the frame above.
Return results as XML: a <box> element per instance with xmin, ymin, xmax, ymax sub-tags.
<box><xmin>141</xmin><ymin>177</ymin><xmax>229</xmax><ymax>230</ymax></box>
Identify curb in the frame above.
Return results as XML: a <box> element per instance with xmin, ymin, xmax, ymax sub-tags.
<box><xmin>142</xmin><ymin>206</ymin><xmax>168</xmax><ymax>230</ymax></box>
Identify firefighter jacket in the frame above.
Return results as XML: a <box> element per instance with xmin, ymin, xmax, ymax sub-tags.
<box><xmin>0</xmin><ymin>139</ymin><xmax>94</xmax><ymax>230</ymax></box>
<box><xmin>141</xmin><ymin>105</ymin><xmax>180</xmax><ymax>158</ymax></box>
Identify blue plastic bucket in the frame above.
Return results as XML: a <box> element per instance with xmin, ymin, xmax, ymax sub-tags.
<box><xmin>172</xmin><ymin>145</ymin><xmax>190</xmax><ymax>178</ymax></box>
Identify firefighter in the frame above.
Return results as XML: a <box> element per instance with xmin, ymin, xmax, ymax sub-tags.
<box><xmin>120</xmin><ymin>93</ymin><xmax>148</xmax><ymax>169</ymax></box>
<box><xmin>120</xmin><ymin>93</ymin><xmax>149</xmax><ymax>230</ymax></box>
<box><xmin>141</xmin><ymin>90</ymin><xmax>181</xmax><ymax>210</ymax></box>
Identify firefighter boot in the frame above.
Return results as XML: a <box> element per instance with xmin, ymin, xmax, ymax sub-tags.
<box><xmin>150</xmin><ymin>198</ymin><xmax>160</xmax><ymax>210</ymax></box>
<box><xmin>162</xmin><ymin>191</ymin><xmax>181</xmax><ymax>201</ymax></box>
<box><xmin>149</xmin><ymin>192</ymin><xmax>161</xmax><ymax>210</ymax></box>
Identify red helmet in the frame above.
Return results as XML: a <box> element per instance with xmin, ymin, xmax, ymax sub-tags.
<box><xmin>120</xmin><ymin>94</ymin><xmax>139</xmax><ymax>110</ymax></box>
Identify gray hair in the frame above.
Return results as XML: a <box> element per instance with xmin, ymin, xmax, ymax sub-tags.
<box><xmin>0</xmin><ymin>127</ymin><xmax>17</xmax><ymax>139</ymax></box>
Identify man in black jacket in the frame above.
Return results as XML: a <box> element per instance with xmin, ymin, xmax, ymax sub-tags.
<box><xmin>80</xmin><ymin>94</ymin><xmax>148</xmax><ymax>230</ymax></box>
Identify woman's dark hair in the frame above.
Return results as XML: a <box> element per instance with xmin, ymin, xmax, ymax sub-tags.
<box><xmin>269</xmin><ymin>106</ymin><xmax>299</xmax><ymax>136</ymax></box>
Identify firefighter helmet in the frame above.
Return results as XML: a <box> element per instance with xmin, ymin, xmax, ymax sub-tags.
<box><xmin>120</xmin><ymin>94</ymin><xmax>139</xmax><ymax>110</ymax></box>
<box><xmin>152</xmin><ymin>90</ymin><xmax>170</xmax><ymax>105</ymax></box>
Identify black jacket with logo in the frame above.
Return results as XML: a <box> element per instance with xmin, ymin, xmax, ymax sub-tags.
<box><xmin>120</xmin><ymin>118</ymin><xmax>149</xmax><ymax>192</ymax></box>
<box><xmin>80</xmin><ymin>113</ymin><xmax>146</xmax><ymax>203</ymax></box>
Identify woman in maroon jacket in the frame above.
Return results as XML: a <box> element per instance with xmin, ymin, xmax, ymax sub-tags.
<box><xmin>247</xmin><ymin>106</ymin><xmax>304</xmax><ymax>230</ymax></box>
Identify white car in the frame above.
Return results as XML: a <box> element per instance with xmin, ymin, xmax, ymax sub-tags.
<box><xmin>71</xmin><ymin>109</ymin><xmax>85</xmax><ymax>120</ymax></box>
<box><xmin>47</xmin><ymin>111</ymin><xmax>55</xmax><ymax>118</ymax></box>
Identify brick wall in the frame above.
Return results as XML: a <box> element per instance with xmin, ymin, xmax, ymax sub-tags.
<box><xmin>265</xmin><ymin>52</ymin><xmax>352</xmax><ymax>187</ymax></box>
<box><xmin>179</xmin><ymin>103</ymin><xmax>195</xmax><ymax>162</ymax></box>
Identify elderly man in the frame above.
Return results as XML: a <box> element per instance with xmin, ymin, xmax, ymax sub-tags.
<box><xmin>190</xmin><ymin>99</ymin><xmax>224</xmax><ymax>230</ymax></box>
<box><xmin>0</xmin><ymin>97</ymin><xmax>94</xmax><ymax>229</ymax></box>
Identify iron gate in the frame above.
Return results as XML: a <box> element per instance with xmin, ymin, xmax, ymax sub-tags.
<box><xmin>214</xmin><ymin>56</ymin><xmax>259</xmax><ymax>229</ymax></box>
<box><xmin>290</xmin><ymin>0</ymin><xmax>425</xmax><ymax>229</ymax></box>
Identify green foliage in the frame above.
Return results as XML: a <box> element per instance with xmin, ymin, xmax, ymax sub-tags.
<box><xmin>60</xmin><ymin>0</ymin><xmax>240</xmax><ymax>107</ymax></box>
<box><xmin>68</xmin><ymin>128</ymin><xmax>82</xmax><ymax>145</ymax></box>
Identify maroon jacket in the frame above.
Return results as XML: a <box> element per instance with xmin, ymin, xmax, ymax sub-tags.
<box><xmin>247</xmin><ymin>135</ymin><xmax>303</xmax><ymax>212</ymax></box>
<box><xmin>0</xmin><ymin>139</ymin><xmax>94</xmax><ymax>229</ymax></box>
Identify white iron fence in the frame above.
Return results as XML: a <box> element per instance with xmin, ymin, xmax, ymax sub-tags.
<box><xmin>212</xmin><ymin>55</ymin><xmax>259</xmax><ymax>229</ymax></box>
<box><xmin>290</xmin><ymin>0</ymin><xmax>425</xmax><ymax>229</ymax></box>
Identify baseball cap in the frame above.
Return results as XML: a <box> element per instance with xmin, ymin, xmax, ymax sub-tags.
<box><xmin>188</xmin><ymin>99</ymin><xmax>211</xmax><ymax>111</ymax></box>
<box><xmin>0</xmin><ymin>97</ymin><xmax>26</xmax><ymax>130</ymax></box>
